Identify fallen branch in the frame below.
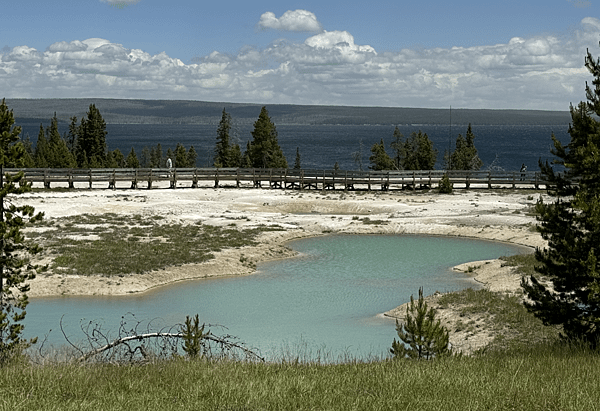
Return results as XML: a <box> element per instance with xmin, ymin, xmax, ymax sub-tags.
<box><xmin>75</xmin><ymin>331</ymin><xmax>264</xmax><ymax>362</ymax></box>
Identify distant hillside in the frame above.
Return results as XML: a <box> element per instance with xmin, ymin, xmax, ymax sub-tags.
<box><xmin>6</xmin><ymin>98</ymin><xmax>572</xmax><ymax>126</ymax></box>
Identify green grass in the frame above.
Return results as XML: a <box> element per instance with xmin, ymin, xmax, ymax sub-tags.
<box><xmin>27</xmin><ymin>213</ymin><xmax>276</xmax><ymax>276</ymax></box>
<box><xmin>499</xmin><ymin>253</ymin><xmax>538</xmax><ymax>278</ymax></box>
<box><xmin>1</xmin><ymin>343</ymin><xmax>599</xmax><ymax>410</ymax></box>
<box><xmin>437</xmin><ymin>287</ymin><xmax>558</xmax><ymax>349</ymax></box>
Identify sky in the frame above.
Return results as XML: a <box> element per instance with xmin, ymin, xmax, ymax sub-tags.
<box><xmin>1</xmin><ymin>0</ymin><xmax>599</xmax><ymax>110</ymax></box>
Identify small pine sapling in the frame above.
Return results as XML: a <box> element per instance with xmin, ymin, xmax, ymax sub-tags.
<box><xmin>391</xmin><ymin>288</ymin><xmax>450</xmax><ymax>359</ymax></box>
<box><xmin>180</xmin><ymin>314</ymin><xmax>208</xmax><ymax>359</ymax></box>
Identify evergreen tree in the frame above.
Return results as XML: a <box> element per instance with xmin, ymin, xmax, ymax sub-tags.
<box><xmin>293</xmin><ymin>147</ymin><xmax>301</xmax><ymax>169</ymax></box>
<box><xmin>75</xmin><ymin>104</ymin><xmax>107</xmax><ymax>167</ymax></box>
<box><xmin>241</xmin><ymin>141</ymin><xmax>252</xmax><ymax>168</ymax></box>
<box><xmin>187</xmin><ymin>146</ymin><xmax>198</xmax><ymax>168</ymax></box>
<box><xmin>389</xmin><ymin>126</ymin><xmax>405</xmax><ymax>170</ymax></box>
<box><xmin>248</xmin><ymin>107</ymin><xmax>288</xmax><ymax>168</ymax></box>
<box><xmin>111</xmin><ymin>149</ymin><xmax>125</xmax><ymax>168</ymax></box>
<box><xmin>150</xmin><ymin>144</ymin><xmax>163</xmax><ymax>168</ymax></box>
<box><xmin>448</xmin><ymin>124</ymin><xmax>483</xmax><ymax>170</ymax></box>
<box><xmin>390</xmin><ymin>288</ymin><xmax>450</xmax><ymax>359</ymax></box>
<box><xmin>105</xmin><ymin>150</ymin><xmax>117</xmax><ymax>168</ymax></box>
<box><xmin>0</xmin><ymin>99</ymin><xmax>44</xmax><ymax>362</ymax></box>
<box><xmin>369</xmin><ymin>139</ymin><xmax>395</xmax><ymax>170</ymax></box>
<box><xmin>125</xmin><ymin>147</ymin><xmax>140</xmax><ymax>168</ymax></box>
<box><xmin>66</xmin><ymin>116</ymin><xmax>78</xmax><ymax>153</ymax></box>
<box><xmin>34</xmin><ymin>124</ymin><xmax>49</xmax><ymax>168</ymax></box>
<box><xmin>174</xmin><ymin>143</ymin><xmax>188</xmax><ymax>167</ymax></box>
<box><xmin>140</xmin><ymin>146</ymin><xmax>151</xmax><ymax>168</ymax></box>
<box><xmin>229</xmin><ymin>144</ymin><xmax>242</xmax><ymax>168</ymax></box>
<box><xmin>521</xmin><ymin>47</ymin><xmax>600</xmax><ymax>345</ymax></box>
<box><xmin>214</xmin><ymin>108</ymin><xmax>233</xmax><ymax>167</ymax></box>
<box><xmin>46</xmin><ymin>113</ymin><xmax>75</xmax><ymax>168</ymax></box>
<box><xmin>402</xmin><ymin>131</ymin><xmax>437</xmax><ymax>170</ymax></box>
<box><xmin>438</xmin><ymin>173</ymin><xmax>453</xmax><ymax>194</ymax></box>
<box><xmin>20</xmin><ymin>134</ymin><xmax>35</xmax><ymax>168</ymax></box>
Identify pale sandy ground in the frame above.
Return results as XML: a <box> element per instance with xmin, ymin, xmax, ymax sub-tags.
<box><xmin>15</xmin><ymin>181</ymin><xmax>546</xmax><ymax>354</ymax></box>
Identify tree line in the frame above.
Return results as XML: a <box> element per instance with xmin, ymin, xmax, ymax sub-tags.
<box><xmin>18</xmin><ymin>102</ymin><xmax>483</xmax><ymax>172</ymax></box>
<box><xmin>20</xmin><ymin>105</ymin><xmax>198</xmax><ymax>169</ymax></box>
<box><xmin>215</xmin><ymin>106</ymin><xmax>483</xmax><ymax>172</ymax></box>
<box><xmin>367</xmin><ymin>123</ymin><xmax>482</xmax><ymax>172</ymax></box>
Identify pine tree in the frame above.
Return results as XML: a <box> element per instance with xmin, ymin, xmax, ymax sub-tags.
<box><xmin>140</xmin><ymin>146</ymin><xmax>151</xmax><ymax>168</ymax></box>
<box><xmin>229</xmin><ymin>144</ymin><xmax>242</xmax><ymax>168</ymax></box>
<box><xmin>75</xmin><ymin>104</ymin><xmax>107</xmax><ymax>167</ymax></box>
<box><xmin>0</xmin><ymin>99</ymin><xmax>44</xmax><ymax>362</ymax></box>
<box><xmin>34</xmin><ymin>124</ymin><xmax>49</xmax><ymax>168</ymax></box>
<box><xmin>214</xmin><ymin>108</ymin><xmax>233</xmax><ymax>167</ymax></box>
<box><xmin>46</xmin><ymin>114</ymin><xmax>75</xmax><ymax>168</ymax></box>
<box><xmin>174</xmin><ymin>143</ymin><xmax>188</xmax><ymax>167</ymax></box>
<box><xmin>448</xmin><ymin>124</ymin><xmax>483</xmax><ymax>170</ymax></box>
<box><xmin>125</xmin><ymin>147</ymin><xmax>140</xmax><ymax>168</ymax></box>
<box><xmin>66</xmin><ymin>116</ymin><xmax>78</xmax><ymax>154</ymax></box>
<box><xmin>402</xmin><ymin>131</ymin><xmax>437</xmax><ymax>170</ymax></box>
<box><xmin>293</xmin><ymin>147</ymin><xmax>301</xmax><ymax>169</ymax></box>
<box><xmin>114</xmin><ymin>149</ymin><xmax>126</xmax><ymax>168</ymax></box>
<box><xmin>150</xmin><ymin>144</ymin><xmax>163</xmax><ymax>168</ymax></box>
<box><xmin>20</xmin><ymin>134</ymin><xmax>35</xmax><ymax>168</ymax></box>
<box><xmin>248</xmin><ymin>107</ymin><xmax>288</xmax><ymax>168</ymax></box>
<box><xmin>187</xmin><ymin>146</ymin><xmax>198</xmax><ymax>168</ymax></box>
<box><xmin>389</xmin><ymin>126</ymin><xmax>405</xmax><ymax>170</ymax></box>
<box><xmin>521</xmin><ymin>47</ymin><xmax>600</xmax><ymax>345</ymax></box>
<box><xmin>390</xmin><ymin>288</ymin><xmax>450</xmax><ymax>359</ymax></box>
<box><xmin>369</xmin><ymin>139</ymin><xmax>395</xmax><ymax>170</ymax></box>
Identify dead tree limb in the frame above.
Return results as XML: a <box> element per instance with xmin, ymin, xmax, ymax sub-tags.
<box><xmin>76</xmin><ymin>331</ymin><xmax>264</xmax><ymax>362</ymax></box>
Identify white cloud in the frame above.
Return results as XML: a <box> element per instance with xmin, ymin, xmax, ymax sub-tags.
<box><xmin>258</xmin><ymin>10</ymin><xmax>323</xmax><ymax>32</ymax></box>
<box><xmin>1</xmin><ymin>18</ymin><xmax>600</xmax><ymax>109</ymax></box>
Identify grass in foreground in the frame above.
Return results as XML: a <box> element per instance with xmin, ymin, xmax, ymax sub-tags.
<box><xmin>27</xmin><ymin>213</ymin><xmax>278</xmax><ymax>276</ymax></box>
<box><xmin>1</xmin><ymin>342</ymin><xmax>599</xmax><ymax>410</ymax></box>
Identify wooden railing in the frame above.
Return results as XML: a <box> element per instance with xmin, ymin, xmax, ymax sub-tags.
<box><xmin>4</xmin><ymin>168</ymin><xmax>548</xmax><ymax>191</ymax></box>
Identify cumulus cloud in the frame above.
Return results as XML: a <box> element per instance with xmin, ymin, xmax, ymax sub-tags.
<box><xmin>258</xmin><ymin>10</ymin><xmax>323</xmax><ymax>32</ymax></box>
<box><xmin>1</xmin><ymin>18</ymin><xmax>600</xmax><ymax>109</ymax></box>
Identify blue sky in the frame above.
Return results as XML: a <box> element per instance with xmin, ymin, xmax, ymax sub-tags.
<box><xmin>1</xmin><ymin>0</ymin><xmax>599</xmax><ymax>109</ymax></box>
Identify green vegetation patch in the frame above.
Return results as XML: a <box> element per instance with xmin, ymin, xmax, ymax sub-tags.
<box><xmin>2</xmin><ymin>345</ymin><xmax>600</xmax><ymax>410</ymax></box>
<box><xmin>499</xmin><ymin>252</ymin><xmax>538</xmax><ymax>278</ymax></box>
<box><xmin>437</xmin><ymin>287</ymin><xmax>558</xmax><ymax>349</ymax></box>
<box><xmin>27</xmin><ymin>213</ymin><xmax>274</xmax><ymax>276</ymax></box>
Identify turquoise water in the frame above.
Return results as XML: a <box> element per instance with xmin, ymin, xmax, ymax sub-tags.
<box><xmin>25</xmin><ymin>235</ymin><xmax>527</xmax><ymax>360</ymax></box>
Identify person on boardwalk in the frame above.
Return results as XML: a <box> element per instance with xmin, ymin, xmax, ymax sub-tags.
<box><xmin>520</xmin><ymin>163</ymin><xmax>527</xmax><ymax>180</ymax></box>
<box><xmin>166</xmin><ymin>157</ymin><xmax>172</xmax><ymax>170</ymax></box>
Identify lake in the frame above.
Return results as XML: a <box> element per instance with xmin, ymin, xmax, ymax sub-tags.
<box><xmin>25</xmin><ymin>234</ymin><xmax>528</xmax><ymax>361</ymax></box>
<box><xmin>18</xmin><ymin>123</ymin><xmax>570</xmax><ymax>172</ymax></box>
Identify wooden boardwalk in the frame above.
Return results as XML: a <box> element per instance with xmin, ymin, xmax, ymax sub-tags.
<box><xmin>4</xmin><ymin>168</ymin><xmax>547</xmax><ymax>191</ymax></box>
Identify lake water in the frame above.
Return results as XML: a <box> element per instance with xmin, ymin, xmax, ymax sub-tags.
<box><xmin>18</xmin><ymin>123</ymin><xmax>570</xmax><ymax>172</ymax></box>
<box><xmin>25</xmin><ymin>235</ymin><xmax>528</xmax><ymax>361</ymax></box>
